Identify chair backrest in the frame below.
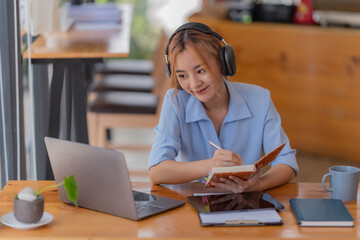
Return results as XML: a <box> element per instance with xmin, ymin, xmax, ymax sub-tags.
<box><xmin>150</xmin><ymin>31</ymin><xmax>169</xmax><ymax>98</ymax></box>
<box><xmin>149</xmin><ymin>31</ymin><xmax>170</xmax><ymax>119</ymax></box>
<box><xmin>87</xmin><ymin>30</ymin><xmax>171</xmax><ymax>149</ymax></box>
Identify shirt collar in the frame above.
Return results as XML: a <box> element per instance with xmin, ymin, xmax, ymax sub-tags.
<box><xmin>185</xmin><ymin>80</ymin><xmax>252</xmax><ymax>123</ymax></box>
<box><xmin>185</xmin><ymin>94</ymin><xmax>209</xmax><ymax>123</ymax></box>
<box><xmin>224</xmin><ymin>80</ymin><xmax>252</xmax><ymax>123</ymax></box>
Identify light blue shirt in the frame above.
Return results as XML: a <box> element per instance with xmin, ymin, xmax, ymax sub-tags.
<box><xmin>149</xmin><ymin>80</ymin><xmax>298</xmax><ymax>176</ymax></box>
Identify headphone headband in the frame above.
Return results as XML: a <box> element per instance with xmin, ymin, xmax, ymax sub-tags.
<box><xmin>165</xmin><ymin>22</ymin><xmax>236</xmax><ymax>78</ymax></box>
<box><xmin>165</xmin><ymin>22</ymin><xmax>223</xmax><ymax>57</ymax></box>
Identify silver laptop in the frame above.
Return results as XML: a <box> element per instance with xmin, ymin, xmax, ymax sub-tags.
<box><xmin>44</xmin><ymin>137</ymin><xmax>185</xmax><ymax>221</ymax></box>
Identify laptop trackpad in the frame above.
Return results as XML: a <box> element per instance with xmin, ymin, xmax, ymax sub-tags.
<box><xmin>133</xmin><ymin>191</ymin><xmax>156</xmax><ymax>202</ymax></box>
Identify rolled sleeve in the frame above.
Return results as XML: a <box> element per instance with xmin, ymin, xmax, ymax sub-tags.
<box><xmin>148</xmin><ymin>128</ymin><xmax>180</xmax><ymax>168</ymax></box>
<box><xmin>148</xmin><ymin>90</ymin><xmax>181</xmax><ymax>168</ymax></box>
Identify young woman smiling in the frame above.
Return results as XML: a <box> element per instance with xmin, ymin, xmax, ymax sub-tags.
<box><xmin>148</xmin><ymin>23</ymin><xmax>298</xmax><ymax>193</ymax></box>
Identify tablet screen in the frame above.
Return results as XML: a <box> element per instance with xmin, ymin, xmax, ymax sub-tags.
<box><xmin>187</xmin><ymin>192</ymin><xmax>283</xmax><ymax>213</ymax></box>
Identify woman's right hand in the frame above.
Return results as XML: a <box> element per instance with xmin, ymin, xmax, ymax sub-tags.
<box><xmin>210</xmin><ymin>149</ymin><xmax>243</xmax><ymax>169</ymax></box>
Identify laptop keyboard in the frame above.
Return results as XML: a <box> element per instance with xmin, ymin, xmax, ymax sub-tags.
<box><xmin>132</xmin><ymin>191</ymin><xmax>163</xmax><ymax>216</ymax></box>
<box><xmin>133</xmin><ymin>190</ymin><xmax>154</xmax><ymax>201</ymax></box>
<box><xmin>135</xmin><ymin>201</ymin><xmax>162</xmax><ymax>215</ymax></box>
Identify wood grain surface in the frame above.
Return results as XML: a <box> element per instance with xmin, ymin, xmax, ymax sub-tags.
<box><xmin>0</xmin><ymin>180</ymin><xmax>359</xmax><ymax>239</ymax></box>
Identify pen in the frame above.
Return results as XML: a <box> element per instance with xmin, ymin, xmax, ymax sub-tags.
<box><xmin>208</xmin><ymin>140</ymin><xmax>222</xmax><ymax>150</ymax></box>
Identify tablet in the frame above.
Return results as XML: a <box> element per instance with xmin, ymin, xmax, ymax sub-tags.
<box><xmin>187</xmin><ymin>192</ymin><xmax>284</xmax><ymax>213</ymax></box>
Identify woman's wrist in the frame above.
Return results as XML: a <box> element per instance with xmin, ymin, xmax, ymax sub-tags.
<box><xmin>246</xmin><ymin>178</ymin><xmax>265</xmax><ymax>192</ymax></box>
<box><xmin>205</xmin><ymin>158</ymin><xmax>215</xmax><ymax>173</ymax></box>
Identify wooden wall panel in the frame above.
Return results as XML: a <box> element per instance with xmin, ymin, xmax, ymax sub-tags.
<box><xmin>190</xmin><ymin>15</ymin><xmax>360</xmax><ymax>161</ymax></box>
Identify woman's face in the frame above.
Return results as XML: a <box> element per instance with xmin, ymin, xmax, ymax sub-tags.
<box><xmin>174</xmin><ymin>48</ymin><xmax>225</xmax><ymax>105</ymax></box>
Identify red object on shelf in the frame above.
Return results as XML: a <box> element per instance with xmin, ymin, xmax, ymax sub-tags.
<box><xmin>293</xmin><ymin>0</ymin><xmax>315</xmax><ymax>24</ymax></box>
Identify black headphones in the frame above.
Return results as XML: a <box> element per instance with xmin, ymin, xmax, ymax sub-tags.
<box><xmin>165</xmin><ymin>22</ymin><xmax>236</xmax><ymax>79</ymax></box>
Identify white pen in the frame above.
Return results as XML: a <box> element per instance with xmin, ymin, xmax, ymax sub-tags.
<box><xmin>208</xmin><ymin>140</ymin><xmax>222</xmax><ymax>150</ymax></box>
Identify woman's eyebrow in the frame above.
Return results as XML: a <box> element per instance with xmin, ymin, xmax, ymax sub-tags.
<box><xmin>194</xmin><ymin>64</ymin><xmax>203</xmax><ymax>70</ymax></box>
<box><xmin>175</xmin><ymin>64</ymin><xmax>203</xmax><ymax>73</ymax></box>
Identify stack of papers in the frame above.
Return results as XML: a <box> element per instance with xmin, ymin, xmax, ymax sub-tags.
<box><xmin>200</xmin><ymin>209</ymin><xmax>282</xmax><ymax>226</ymax></box>
<box><xmin>187</xmin><ymin>192</ymin><xmax>284</xmax><ymax>226</ymax></box>
<box><xmin>67</xmin><ymin>3</ymin><xmax>122</xmax><ymax>23</ymax></box>
<box><xmin>73</xmin><ymin>22</ymin><xmax>121</xmax><ymax>31</ymax></box>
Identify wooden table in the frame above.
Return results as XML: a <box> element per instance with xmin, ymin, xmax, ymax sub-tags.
<box><xmin>23</xmin><ymin>4</ymin><xmax>132</xmax><ymax>179</ymax></box>
<box><xmin>0</xmin><ymin>180</ymin><xmax>359</xmax><ymax>239</ymax></box>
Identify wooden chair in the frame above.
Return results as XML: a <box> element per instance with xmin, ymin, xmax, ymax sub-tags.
<box><xmin>89</xmin><ymin>74</ymin><xmax>155</xmax><ymax>93</ymax></box>
<box><xmin>94</xmin><ymin>59</ymin><xmax>154</xmax><ymax>75</ymax></box>
<box><xmin>89</xmin><ymin>34</ymin><xmax>167</xmax><ymax>93</ymax></box>
<box><xmin>87</xmin><ymin>33</ymin><xmax>169</xmax><ymax>150</ymax></box>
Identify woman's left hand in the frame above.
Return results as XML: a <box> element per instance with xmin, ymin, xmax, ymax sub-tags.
<box><xmin>212</xmin><ymin>166</ymin><xmax>262</xmax><ymax>193</ymax></box>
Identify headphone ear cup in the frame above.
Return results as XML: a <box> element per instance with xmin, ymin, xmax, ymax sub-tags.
<box><xmin>220</xmin><ymin>45</ymin><xmax>236</xmax><ymax>76</ymax></box>
<box><xmin>220</xmin><ymin>47</ymin><xmax>228</xmax><ymax>76</ymax></box>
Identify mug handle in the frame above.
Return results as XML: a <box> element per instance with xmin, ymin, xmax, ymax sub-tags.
<box><xmin>322</xmin><ymin>173</ymin><xmax>332</xmax><ymax>192</ymax></box>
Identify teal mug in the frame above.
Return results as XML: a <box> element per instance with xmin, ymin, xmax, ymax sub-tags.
<box><xmin>322</xmin><ymin>166</ymin><xmax>360</xmax><ymax>201</ymax></box>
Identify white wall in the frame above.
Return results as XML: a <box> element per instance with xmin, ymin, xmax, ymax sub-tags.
<box><xmin>147</xmin><ymin>0</ymin><xmax>202</xmax><ymax>35</ymax></box>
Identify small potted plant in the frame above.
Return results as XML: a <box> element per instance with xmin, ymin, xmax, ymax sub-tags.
<box><xmin>13</xmin><ymin>175</ymin><xmax>78</xmax><ymax>224</ymax></box>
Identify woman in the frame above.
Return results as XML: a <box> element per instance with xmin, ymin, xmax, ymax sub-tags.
<box><xmin>148</xmin><ymin>22</ymin><xmax>298</xmax><ymax>193</ymax></box>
